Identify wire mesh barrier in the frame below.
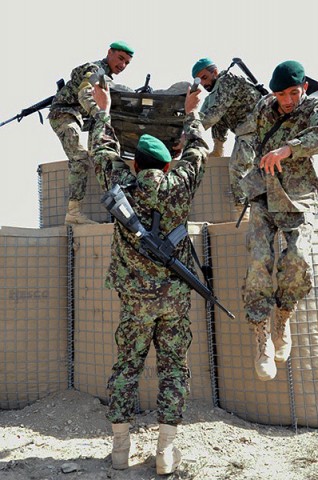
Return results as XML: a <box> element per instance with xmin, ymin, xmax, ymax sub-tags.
<box><xmin>1</xmin><ymin>156</ymin><xmax>318</xmax><ymax>429</ymax></box>
<box><xmin>0</xmin><ymin>226</ymin><xmax>69</xmax><ymax>409</ymax></box>
<box><xmin>207</xmin><ymin>222</ymin><xmax>318</xmax><ymax>427</ymax></box>
<box><xmin>37</xmin><ymin>155</ymin><xmax>240</xmax><ymax>228</ymax></box>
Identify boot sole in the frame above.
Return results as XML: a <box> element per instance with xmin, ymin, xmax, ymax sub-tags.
<box><xmin>157</xmin><ymin>461</ymin><xmax>181</xmax><ymax>475</ymax></box>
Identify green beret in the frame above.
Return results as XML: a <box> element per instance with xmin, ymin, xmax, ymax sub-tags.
<box><xmin>137</xmin><ymin>134</ymin><xmax>172</xmax><ymax>163</ymax></box>
<box><xmin>192</xmin><ymin>57</ymin><xmax>216</xmax><ymax>78</ymax></box>
<box><xmin>109</xmin><ymin>41</ymin><xmax>134</xmax><ymax>56</ymax></box>
<box><xmin>269</xmin><ymin>60</ymin><xmax>306</xmax><ymax>92</ymax></box>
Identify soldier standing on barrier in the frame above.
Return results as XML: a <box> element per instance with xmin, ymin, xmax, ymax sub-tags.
<box><xmin>48</xmin><ymin>40</ymin><xmax>134</xmax><ymax>225</ymax></box>
<box><xmin>191</xmin><ymin>57</ymin><xmax>262</xmax><ymax>217</ymax></box>
<box><xmin>240</xmin><ymin>60</ymin><xmax>318</xmax><ymax>381</ymax></box>
<box><xmin>90</xmin><ymin>81</ymin><xmax>208</xmax><ymax>474</ymax></box>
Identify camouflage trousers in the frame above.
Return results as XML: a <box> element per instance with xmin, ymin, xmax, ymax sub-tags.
<box><xmin>49</xmin><ymin>113</ymin><xmax>94</xmax><ymax>202</ymax></box>
<box><xmin>229</xmin><ymin>133</ymin><xmax>254</xmax><ymax>204</ymax></box>
<box><xmin>107</xmin><ymin>291</ymin><xmax>192</xmax><ymax>425</ymax></box>
<box><xmin>242</xmin><ymin>199</ymin><xmax>315</xmax><ymax>324</ymax></box>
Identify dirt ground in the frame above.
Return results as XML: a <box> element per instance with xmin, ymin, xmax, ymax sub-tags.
<box><xmin>0</xmin><ymin>389</ymin><xmax>318</xmax><ymax>480</ymax></box>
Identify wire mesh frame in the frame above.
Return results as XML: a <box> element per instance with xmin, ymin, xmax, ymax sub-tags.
<box><xmin>277</xmin><ymin>231</ymin><xmax>299</xmax><ymax>431</ymax></box>
<box><xmin>37</xmin><ymin>165</ymin><xmax>43</xmax><ymax>228</ymax></box>
<box><xmin>67</xmin><ymin>226</ymin><xmax>75</xmax><ymax>389</ymax></box>
<box><xmin>202</xmin><ymin>223</ymin><xmax>220</xmax><ymax>407</ymax></box>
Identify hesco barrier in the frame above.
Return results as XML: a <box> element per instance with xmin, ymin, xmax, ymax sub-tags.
<box><xmin>0</xmin><ymin>226</ymin><xmax>69</xmax><ymax>409</ymax></box>
<box><xmin>1</xmin><ymin>155</ymin><xmax>318</xmax><ymax>428</ymax></box>
<box><xmin>207</xmin><ymin>221</ymin><xmax>318</xmax><ymax>428</ymax></box>
<box><xmin>37</xmin><ymin>155</ymin><xmax>240</xmax><ymax>228</ymax></box>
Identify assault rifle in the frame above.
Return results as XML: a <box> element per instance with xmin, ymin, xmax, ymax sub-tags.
<box><xmin>101</xmin><ymin>184</ymin><xmax>235</xmax><ymax>319</ymax></box>
<box><xmin>230</xmin><ymin>57</ymin><xmax>269</xmax><ymax>96</ymax></box>
<box><xmin>0</xmin><ymin>79</ymin><xmax>65</xmax><ymax>127</ymax></box>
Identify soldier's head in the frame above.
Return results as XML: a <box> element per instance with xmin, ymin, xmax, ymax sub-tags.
<box><xmin>269</xmin><ymin>60</ymin><xmax>308</xmax><ymax>114</ymax></box>
<box><xmin>107</xmin><ymin>41</ymin><xmax>134</xmax><ymax>75</ymax></box>
<box><xmin>192</xmin><ymin>58</ymin><xmax>218</xmax><ymax>92</ymax></box>
<box><xmin>134</xmin><ymin>134</ymin><xmax>172</xmax><ymax>173</ymax></box>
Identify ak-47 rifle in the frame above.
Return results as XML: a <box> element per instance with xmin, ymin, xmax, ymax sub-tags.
<box><xmin>135</xmin><ymin>73</ymin><xmax>153</xmax><ymax>93</ymax></box>
<box><xmin>0</xmin><ymin>78</ymin><xmax>65</xmax><ymax>127</ymax></box>
<box><xmin>101</xmin><ymin>184</ymin><xmax>235</xmax><ymax>319</ymax></box>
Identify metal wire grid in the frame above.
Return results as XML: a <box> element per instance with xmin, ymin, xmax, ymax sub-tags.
<box><xmin>0</xmin><ymin>229</ymin><xmax>69</xmax><ymax>409</ymax></box>
<box><xmin>206</xmin><ymin>222</ymin><xmax>318</xmax><ymax>428</ymax></box>
<box><xmin>37</xmin><ymin>157</ymin><xmax>238</xmax><ymax>229</ymax></box>
<box><xmin>37</xmin><ymin>162</ymin><xmax>112</xmax><ymax>229</ymax></box>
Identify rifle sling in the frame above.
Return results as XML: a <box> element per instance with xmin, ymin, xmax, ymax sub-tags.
<box><xmin>258</xmin><ymin>112</ymin><xmax>291</xmax><ymax>156</ymax></box>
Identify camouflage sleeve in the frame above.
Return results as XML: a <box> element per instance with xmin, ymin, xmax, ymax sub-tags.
<box><xmin>70</xmin><ymin>62</ymin><xmax>101</xmax><ymax>117</ymax></box>
<box><xmin>199</xmin><ymin>74</ymin><xmax>238</xmax><ymax>130</ymax></box>
<box><xmin>172</xmin><ymin>112</ymin><xmax>209</xmax><ymax>192</ymax></box>
<box><xmin>287</xmin><ymin>107</ymin><xmax>318</xmax><ymax>159</ymax></box>
<box><xmin>91</xmin><ymin>111</ymin><xmax>134</xmax><ymax>186</ymax></box>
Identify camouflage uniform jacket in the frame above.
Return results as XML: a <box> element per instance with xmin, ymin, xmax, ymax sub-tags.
<box><xmin>48</xmin><ymin>59</ymin><xmax>111</xmax><ymax>126</ymax></box>
<box><xmin>200</xmin><ymin>70</ymin><xmax>262</xmax><ymax>140</ymax></box>
<box><xmin>91</xmin><ymin>111</ymin><xmax>209</xmax><ymax>295</ymax></box>
<box><xmin>252</xmin><ymin>94</ymin><xmax>318</xmax><ymax>212</ymax></box>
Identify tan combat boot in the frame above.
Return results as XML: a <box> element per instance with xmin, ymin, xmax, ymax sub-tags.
<box><xmin>211</xmin><ymin>138</ymin><xmax>225</xmax><ymax>157</ymax></box>
<box><xmin>156</xmin><ymin>424</ymin><xmax>181</xmax><ymax>475</ymax></box>
<box><xmin>65</xmin><ymin>200</ymin><xmax>97</xmax><ymax>225</ymax></box>
<box><xmin>254</xmin><ymin>320</ymin><xmax>277</xmax><ymax>381</ymax></box>
<box><xmin>273</xmin><ymin>308</ymin><xmax>293</xmax><ymax>363</ymax></box>
<box><xmin>111</xmin><ymin>423</ymin><xmax>130</xmax><ymax>470</ymax></box>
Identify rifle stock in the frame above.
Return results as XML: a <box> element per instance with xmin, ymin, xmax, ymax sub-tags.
<box><xmin>101</xmin><ymin>184</ymin><xmax>235</xmax><ymax>319</ymax></box>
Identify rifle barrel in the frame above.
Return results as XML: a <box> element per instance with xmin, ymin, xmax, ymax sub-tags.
<box><xmin>170</xmin><ymin>258</ymin><xmax>235</xmax><ymax>318</ymax></box>
<box><xmin>0</xmin><ymin>115</ymin><xmax>19</xmax><ymax>127</ymax></box>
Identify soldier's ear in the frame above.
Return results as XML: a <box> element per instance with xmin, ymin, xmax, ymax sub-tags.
<box><xmin>303</xmin><ymin>81</ymin><xmax>309</xmax><ymax>92</ymax></box>
<box><xmin>134</xmin><ymin>160</ymin><xmax>140</xmax><ymax>173</ymax></box>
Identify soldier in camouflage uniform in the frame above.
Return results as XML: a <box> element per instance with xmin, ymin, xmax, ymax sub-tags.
<box><xmin>241</xmin><ymin>61</ymin><xmax>318</xmax><ymax>382</ymax></box>
<box><xmin>90</xmin><ymin>82</ymin><xmax>208</xmax><ymax>474</ymax></box>
<box><xmin>48</xmin><ymin>41</ymin><xmax>134</xmax><ymax>225</ymax></box>
<box><xmin>191</xmin><ymin>57</ymin><xmax>262</xmax><ymax>213</ymax></box>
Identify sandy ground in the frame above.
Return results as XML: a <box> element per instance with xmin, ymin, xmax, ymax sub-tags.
<box><xmin>0</xmin><ymin>389</ymin><xmax>318</xmax><ymax>480</ymax></box>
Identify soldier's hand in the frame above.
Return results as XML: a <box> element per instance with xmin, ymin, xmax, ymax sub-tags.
<box><xmin>260</xmin><ymin>145</ymin><xmax>292</xmax><ymax>176</ymax></box>
<box><xmin>185</xmin><ymin>86</ymin><xmax>201</xmax><ymax>115</ymax></box>
<box><xmin>93</xmin><ymin>83</ymin><xmax>111</xmax><ymax>115</ymax></box>
<box><xmin>172</xmin><ymin>132</ymin><xmax>186</xmax><ymax>158</ymax></box>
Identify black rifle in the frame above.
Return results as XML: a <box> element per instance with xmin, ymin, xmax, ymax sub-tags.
<box><xmin>135</xmin><ymin>73</ymin><xmax>153</xmax><ymax>93</ymax></box>
<box><xmin>101</xmin><ymin>184</ymin><xmax>235</xmax><ymax>319</ymax></box>
<box><xmin>230</xmin><ymin>57</ymin><xmax>269</xmax><ymax>96</ymax></box>
<box><xmin>0</xmin><ymin>78</ymin><xmax>65</xmax><ymax>127</ymax></box>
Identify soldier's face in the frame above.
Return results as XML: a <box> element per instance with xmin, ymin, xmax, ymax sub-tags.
<box><xmin>107</xmin><ymin>49</ymin><xmax>132</xmax><ymax>75</ymax></box>
<box><xmin>274</xmin><ymin>82</ymin><xmax>308</xmax><ymax>114</ymax></box>
<box><xmin>197</xmin><ymin>68</ymin><xmax>218</xmax><ymax>92</ymax></box>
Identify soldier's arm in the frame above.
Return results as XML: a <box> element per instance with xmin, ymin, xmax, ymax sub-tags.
<box><xmin>286</xmin><ymin>106</ymin><xmax>318</xmax><ymax>159</ymax></box>
<box><xmin>90</xmin><ymin>84</ymin><xmax>133</xmax><ymax>187</ymax></box>
<box><xmin>171</xmin><ymin>88</ymin><xmax>209</xmax><ymax>193</ymax></box>
<box><xmin>260</xmin><ymin>102</ymin><xmax>318</xmax><ymax>175</ymax></box>
<box><xmin>73</xmin><ymin>63</ymin><xmax>101</xmax><ymax>117</ymax></box>
<box><xmin>200</xmin><ymin>75</ymin><xmax>236</xmax><ymax>130</ymax></box>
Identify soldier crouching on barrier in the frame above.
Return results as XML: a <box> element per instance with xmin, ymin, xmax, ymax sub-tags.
<box><xmin>190</xmin><ymin>57</ymin><xmax>262</xmax><ymax>218</ymax></box>
<box><xmin>48</xmin><ymin>40</ymin><xmax>134</xmax><ymax>225</ymax></box>
<box><xmin>240</xmin><ymin>61</ymin><xmax>318</xmax><ymax>381</ymax></box>
<box><xmin>90</xmin><ymin>81</ymin><xmax>209</xmax><ymax>473</ymax></box>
